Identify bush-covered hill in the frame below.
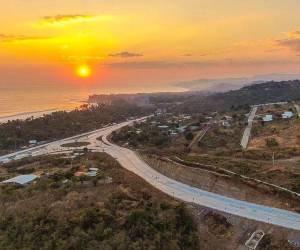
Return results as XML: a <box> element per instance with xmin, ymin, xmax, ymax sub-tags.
<box><xmin>0</xmin><ymin>153</ymin><xmax>200</xmax><ymax>250</ymax></box>
<box><xmin>150</xmin><ymin>80</ymin><xmax>300</xmax><ymax>113</ymax></box>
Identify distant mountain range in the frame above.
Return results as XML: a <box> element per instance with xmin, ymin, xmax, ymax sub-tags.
<box><xmin>174</xmin><ymin>73</ymin><xmax>300</xmax><ymax>93</ymax></box>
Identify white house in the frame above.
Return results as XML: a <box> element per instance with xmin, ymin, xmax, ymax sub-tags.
<box><xmin>29</xmin><ymin>140</ymin><xmax>38</xmax><ymax>145</ymax></box>
<box><xmin>158</xmin><ymin>125</ymin><xmax>169</xmax><ymax>129</ymax></box>
<box><xmin>282</xmin><ymin>111</ymin><xmax>294</xmax><ymax>119</ymax></box>
<box><xmin>263</xmin><ymin>114</ymin><xmax>273</xmax><ymax>122</ymax></box>
<box><xmin>222</xmin><ymin>121</ymin><xmax>231</xmax><ymax>127</ymax></box>
<box><xmin>2</xmin><ymin>174</ymin><xmax>39</xmax><ymax>186</ymax></box>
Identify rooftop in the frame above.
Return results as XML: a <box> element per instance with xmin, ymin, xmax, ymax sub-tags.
<box><xmin>2</xmin><ymin>174</ymin><xmax>39</xmax><ymax>185</ymax></box>
<box><xmin>263</xmin><ymin>114</ymin><xmax>273</xmax><ymax>122</ymax></box>
<box><xmin>282</xmin><ymin>111</ymin><xmax>294</xmax><ymax>119</ymax></box>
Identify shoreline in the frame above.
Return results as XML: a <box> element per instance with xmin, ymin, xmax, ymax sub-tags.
<box><xmin>0</xmin><ymin>109</ymin><xmax>59</xmax><ymax>124</ymax></box>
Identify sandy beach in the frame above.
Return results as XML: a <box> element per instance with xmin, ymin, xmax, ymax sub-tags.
<box><xmin>0</xmin><ymin>109</ymin><xmax>59</xmax><ymax>124</ymax></box>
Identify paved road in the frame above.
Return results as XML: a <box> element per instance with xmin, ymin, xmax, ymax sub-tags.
<box><xmin>241</xmin><ymin>106</ymin><xmax>258</xmax><ymax>149</ymax></box>
<box><xmin>1</xmin><ymin>116</ymin><xmax>300</xmax><ymax>231</ymax></box>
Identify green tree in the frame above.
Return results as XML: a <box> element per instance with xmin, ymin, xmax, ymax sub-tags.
<box><xmin>266</xmin><ymin>138</ymin><xmax>279</xmax><ymax>148</ymax></box>
<box><xmin>185</xmin><ymin>132</ymin><xmax>194</xmax><ymax>141</ymax></box>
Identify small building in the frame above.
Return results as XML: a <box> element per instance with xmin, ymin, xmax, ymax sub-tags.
<box><xmin>29</xmin><ymin>140</ymin><xmax>38</xmax><ymax>145</ymax></box>
<box><xmin>223</xmin><ymin>115</ymin><xmax>232</xmax><ymax>121</ymax></box>
<box><xmin>170</xmin><ymin>132</ymin><xmax>178</xmax><ymax>137</ymax></box>
<box><xmin>2</xmin><ymin>174</ymin><xmax>39</xmax><ymax>186</ymax></box>
<box><xmin>263</xmin><ymin>114</ymin><xmax>273</xmax><ymax>122</ymax></box>
<box><xmin>182</xmin><ymin>115</ymin><xmax>192</xmax><ymax>120</ymax></box>
<box><xmin>189</xmin><ymin>125</ymin><xmax>200</xmax><ymax>131</ymax></box>
<box><xmin>89</xmin><ymin>167</ymin><xmax>99</xmax><ymax>172</ymax></box>
<box><xmin>222</xmin><ymin>121</ymin><xmax>231</xmax><ymax>127</ymax></box>
<box><xmin>177</xmin><ymin>126</ymin><xmax>187</xmax><ymax>133</ymax></box>
<box><xmin>282</xmin><ymin>111</ymin><xmax>294</xmax><ymax>119</ymax></box>
<box><xmin>158</xmin><ymin>125</ymin><xmax>169</xmax><ymax>129</ymax></box>
<box><xmin>87</xmin><ymin>171</ymin><xmax>97</xmax><ymax>177</ymax></box>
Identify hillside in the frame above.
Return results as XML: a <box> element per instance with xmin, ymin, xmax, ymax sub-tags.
<box><xmin>0</xmin><ymin>153</ymin><xmax>199</xmax><ymax>250</ymax></box>
<box><xmin>177</xmin><ymin>80</ymin><xmax>300</xmax><ymax>113</ymax></box>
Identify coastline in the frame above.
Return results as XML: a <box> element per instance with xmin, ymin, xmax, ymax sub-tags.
<box><xmin>0</xmin><ymin>109</ymin><xmax>59</xmax><ymax>124</ymax></box>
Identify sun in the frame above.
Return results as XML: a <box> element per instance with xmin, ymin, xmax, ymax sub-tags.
<box><xmin>76</xmin><ymin>65</ymin><xmax>91</xmax><ymax>78</ymax></box>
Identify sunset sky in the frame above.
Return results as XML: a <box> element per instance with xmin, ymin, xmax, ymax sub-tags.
<box><xmin>1</xmin><ymin>0</ymin><xmax>300</xmax><ymax>91</ymax></box>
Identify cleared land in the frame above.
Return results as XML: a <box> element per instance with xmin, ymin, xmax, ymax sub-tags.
<box><xmin>249</xmin><ymin>119</ymin><xmax>300</xmax><ymax>150</ymax></box>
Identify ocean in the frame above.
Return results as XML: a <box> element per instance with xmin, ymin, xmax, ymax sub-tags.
<box><xmin>0</xmin><ymin>83</ymin><xmax>184</xmax><ymax>122</ymax></box>
<box><xmin>0</xmin><ymin>84</ymin><xmax>94</xmax><ymax>120</ymax></box>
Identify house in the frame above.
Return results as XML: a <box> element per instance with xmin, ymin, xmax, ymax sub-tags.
<box><xmin>189</xmin><ymin>125</ymin><xmax>200</xmax><ymax>131</ymax></box>
<box><xmin>89</xmin><ymin>167</ymin><xmax>99</xmax><ymax>172</ymax></box>
<box><xmin>158</xmin><ymin>125</ymin><xmax>169</xmax><ymax>129</ymax></box>
<box><xmin>87</xmin><ymin>171</ymin><xmax>97</xmax><ymax>177</ymax></box>
<box><xmin>222</xmin><ymin>121</ymin><xmax>231</xmax><ymax>127</ymax></box>
<box><xmin>223</xmin><ymin>115</ymin><xmax>232</xmax><ymax>121</ymax></box>
<box><xmin>170</xmin><ymin>131</ymin><xmax>178</xmax><ymax>137</ymax></box>
<box><xmin>182</xmin><ymin>115</ymin><xmax>192</xmax><ymax>120</ymax></box>
<box><xmin>263</xmin><ymin>114</ymin><xmax>273</xmax><ymax>122</ymax></box>
<box><xmin>177</xmin><ymin>126</ymin><xmax>187</xmax><ymax>133</ymax></box>
<box><xmin>29</xmin><ymin>140</ymin><xmax>38</xmax><ymax>146</ymax></box>
<box><xmin>282</xmin><ymin>111</ymin><xmax>294</xmax><ymax>119</ymax></box>
<box><xmin>2</xmin><ymin>174</ymin><xmax>39</xmax><ymax>186</ymax></box>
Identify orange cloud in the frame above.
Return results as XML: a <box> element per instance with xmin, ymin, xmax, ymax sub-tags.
<box><xmin>108</xmin><ymin>51</ymin><xmax>143</xmax><ymax>58</ymax></box>
<box><xmin>0</xmin><ymin>34</ymin><xmax>51</xmax><ymax>43</ymax></box>
<box><xmin>39</xmin><ymin>14</ymin><xmax>102</xmax><ymax>26</ymax></box>
<box><xmin>277</xmin><ymin>30</ymin><xmax>300</xmax><ymax>52</ymax></box>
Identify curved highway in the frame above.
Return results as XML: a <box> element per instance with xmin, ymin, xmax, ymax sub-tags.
<box><xmin>1</xmin><ymin>117</ymin><xmax>300</xmax><ymax>231</ymax></box>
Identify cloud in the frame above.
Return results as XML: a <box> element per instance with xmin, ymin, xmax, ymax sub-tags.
<box><xmin>40</xmin><ymin>14</ymin><xmax>97</xmax><ymax>25</ymax></box>
<box><xmin>276</xmin><ymin>30</ymin><xmax>300</xmax><ymax>52</ymax></box>
<box><xmin>107</xmin><ymin>58</ymin><xmax>300</xmax><ymax>69</ymax></box>
<box><xmin>107</xmin><ymin>60</ymin><xmax>220</xmax><ymax>69</ymax></box>
<box><xmin>287</xmin><ymin>30</ymin><xmax>300</xmax><ymax>37</ymax></box>
<box><xmin>277</xmin><ymin>37</ymin><xmax>300</xmax><ymax>52</ymax></box>
<box><xmin>0</xmin><ymin>34</ymin><xmax>51</xmax><ymax>43</ymax></box>
<box><xmin>108</xmin><ymin>51</ymin><xmax>143</xmax><ymax>58</ymax></box>
<box><xmin>183</xmin><ymin>53</ymin><xmax>211</xmax><ymax>57</ymax></box>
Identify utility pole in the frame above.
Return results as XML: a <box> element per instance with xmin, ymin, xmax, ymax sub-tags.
<box><xmin>272</xmin><ymin>151</ymin><xmax>275</xmax><ymax>167</ymax></box>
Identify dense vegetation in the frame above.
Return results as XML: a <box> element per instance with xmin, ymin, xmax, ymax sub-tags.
<box><xmin>0</xmin><ymin>153</ymin><xmax>199</xmax><ymax>250</ymax></box>
<box><xmin>111</xmin><ymin>122</ymin><xmax>171</xmax><ymax>149</ymax></box>
<box><xmin>150</xmin><ymin>80</ymin><xmax>300</xmax><ymax>114</ymax></box>
<box><xmin>0</xmin><ymin>103</ymin><xmax>152</xmax><ymax>152</ymax></box>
